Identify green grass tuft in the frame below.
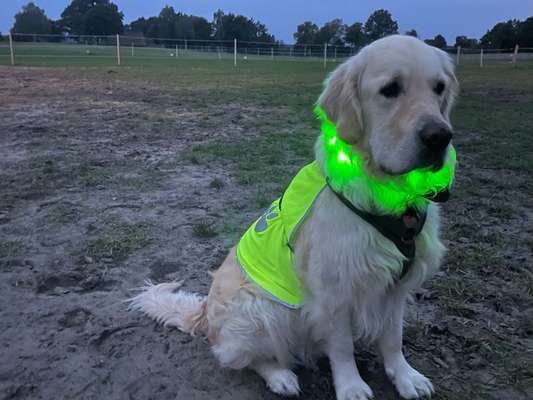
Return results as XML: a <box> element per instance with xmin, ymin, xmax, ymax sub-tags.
<box><xmin>209</xmin><ymin>177</ymin><xmax>225</xmax><ymax>190</ymax></box>
<box><xmin>192</xmin><ymin>221</ymin><xmax>217</xmax><ymax>238</ymax></box>
<box><xmin>85</xmin><ymin>219</ymin><xmax>155</xmax><ymax>262</ymax></box>
<box><xmin>0</xmin><ymin>240</ymin><xmax>28</xmax><ymax>258</ymax></box>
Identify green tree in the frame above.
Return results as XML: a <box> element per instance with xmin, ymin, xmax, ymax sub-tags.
<box><xmin>345</xmin><ymin>22</ymin><xmax>366</xmax><ymax>47</ymax></box>
<box><xmin>425</xmin><ymin>34</ymin><xmax>447</xmax><ymax>49</ymax></box>
<box><xmin>255</xmin><ymin>21</ymin><xmax>274</xmax><ymax>42</ymax></box>
<box><xmin>82</xmin><ymin>3</ymin><xmax>123</xmax><ymax>35</ymax></box>
<box><xmin>128</xmin><ymin>17</ymin><xmax>148</xmax><ymax>35</ymax></box>
<box><xmin>454</xmin><ymin>35</ymin><xmax>478</xmax><ymax>49</ymax></box>
<box><xmin>517</xmin><ymin>17</ymin><xmax>533</xmax><ymax>47</ymax></box>
<box><xmin>12</xmin><ymin>2</ymin><xmax>52</xmax><ymax>35</ymax></box>
<box><xmin>405</xmin><ymin>29</ymin><xmax>418</xmax><ymax>37</ymax></box>
<box><xmin>211</xmin><ymin>10</ymin><xmax>274</xmax><ymax>42</ymax></box>
<box><xmin>191</xmin><ymin>16</ymin><xmax>212</xmax><ymax>40</ymax></box>
<box><xmin>154</xmin><ymin>5</ymin><xmax>177</xmax><ymax>38</ymax></box>
<box><xmin>480</xmin><ymin>20</ymin><xmax>518</xmax><ymax>49</ymax></box>
<box><xmin>364</xmin><ymin>9</ymin><xmax>398</xmax><ymax>43</ymax></box>
<box><xmin>61</xmin><ymin>0</ymin><xmax>123</xmax><ymax>35</ymax></box>
<box><xmin>316</xmin><ymin>19</ymin><xmax>346</xmax><ymax>45</ymax></box>
<box><xmin>127</xmin><ymin>11</ymin><xmax>211</xmax><ymax>41</ymax></box>
<box><xmin>293</xmin><ymin>21</ymin><xmax>318</xmax><ymax>44</ymax></box>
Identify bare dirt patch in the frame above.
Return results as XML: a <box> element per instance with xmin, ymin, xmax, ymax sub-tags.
<box><xmin>0</xmin><ymin>67</ymin><xmax>245</xmax><ymax>400</ymax></box>
<box><xmin>0</xmin><ymin>66</ymin><xmax>532</xmax><ymax>400</ymax></box>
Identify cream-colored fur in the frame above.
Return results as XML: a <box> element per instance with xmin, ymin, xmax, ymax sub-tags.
<box><xmin>130</xmin><ymin>35</ymin><xmax>458</xmax><ymax>400</ymax></box>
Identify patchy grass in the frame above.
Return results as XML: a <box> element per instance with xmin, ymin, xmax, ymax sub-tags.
<box><xmin>79</xmin><ymin>160</ymin><xmax>167</xmax><ymax>190</ymax></box>
<box><xmin>45</xmin><ymin>202</ymin><xmax>81</xmax><ymax>224</ymax></box>
<box><xmin>189</xmin><ymin>130</ymin><xmax>314</xmax><ymax>193</ymax></box>
<box><xmin>0</xmin><ymin>240</ymin><xmax>27</xmax><ymax>259</ymax></box>
<box><xmin>192</xmin><ymin>221</ymin><xmax>217</xmax><ymax>238</ymax></box>
<box><xmin>84</xmin><ymin>218</ymin><xmax>155</xmax><ymax>262</ymax></box>
<box><xmin>208</xmin><ymin>178</ymin><xmax>225</xmax><ymax>190</ymax></box>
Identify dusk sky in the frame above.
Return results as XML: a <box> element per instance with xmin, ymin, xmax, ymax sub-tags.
<box><xmin>1</xmin><ymin>0</ymin><xmax>532</xmax><ymax>43</ymax></box>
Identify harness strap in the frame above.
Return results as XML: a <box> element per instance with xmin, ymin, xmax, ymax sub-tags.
<box><xmin>326</xmin><ymin>183</ymin><xmax>427</xmax><ymax>280</ymax></box>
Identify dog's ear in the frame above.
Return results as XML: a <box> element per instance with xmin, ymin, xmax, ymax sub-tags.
<box><xmin>318</xmin><ymin>59</ymin><xmax>363</xmax><ymax>144</ymax></box>
<box><xmin>435</xmin><ymin>48</ymin><xmax>459</xmax><ymax>119</ymax></box>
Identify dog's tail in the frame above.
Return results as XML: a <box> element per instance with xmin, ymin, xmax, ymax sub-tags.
<box><xmin>129</xmin><ymin>281</ymin><xmax>207</xmax><ymax>336</ymax></box>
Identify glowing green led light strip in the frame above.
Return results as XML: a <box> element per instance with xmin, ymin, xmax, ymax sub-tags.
<box><xmin>315</xmin><ymin>105</ymin><xmax>457</xmax><ymax>214</ymax></box>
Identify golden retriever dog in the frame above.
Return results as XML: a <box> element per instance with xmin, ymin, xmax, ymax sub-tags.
<box><xmin>130</xmin><ymin>35</ymin><xmax>458</xmax><ymax>400</ymax></box>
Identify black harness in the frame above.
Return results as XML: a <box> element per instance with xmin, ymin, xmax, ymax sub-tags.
<box><xmin>327</xmin><ymin>183</ymin><xmax>428</xmax><ymax>280</ymax></box>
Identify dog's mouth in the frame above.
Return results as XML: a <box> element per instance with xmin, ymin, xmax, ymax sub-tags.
<box><xmin>416</xmin><ymin>147</ymin><xmax>447</xmax><ymax>171</ymax></box>
<box><xmin>376</xmin><ymin>149</ymin><xmax>448</xmax><ymax>177</ymax></box>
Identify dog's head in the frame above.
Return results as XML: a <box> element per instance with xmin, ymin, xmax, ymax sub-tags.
<box><xmin>319</xmin><ymin>35</ymin><xmax>458</xmax><ymax>176</ymax></box>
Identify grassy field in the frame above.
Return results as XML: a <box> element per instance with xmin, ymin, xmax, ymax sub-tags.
<box><xmin>0</xmin><ymin>51</ymin><xmax>532</xmax><ymax>400</ymax></box>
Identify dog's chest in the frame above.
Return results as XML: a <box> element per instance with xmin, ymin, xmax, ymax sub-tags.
<box><xmin>297</xmin><ymin>191</ymin><xmax>442</xmax><ymax>328</ymax></box>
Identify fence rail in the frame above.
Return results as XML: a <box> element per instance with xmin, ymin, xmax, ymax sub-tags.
<box><xmin>1</xmin><ymin>33</ymin><xmax>532</xmax><ymax>68</ymax></box>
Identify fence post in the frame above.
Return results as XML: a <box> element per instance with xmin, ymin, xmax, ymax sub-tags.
<box><xmin>334</xmin><ymin>46</ymin><xmax>337</xmax><ymax>61</ymax></box>
<box><xmin>323</xmin><ymin>43</ymin><xmax>328</xmax><ymax>68</ymax></box>
<box><xmin>175</xmin><ymin>44</ymin><xmax>178</xmax><ymax>58</ymax></box>
<box><xmin>512</xmin><ymin>44</ymin><xmax>519</xmax><ymax>67</ymax></box>
<box><xmin>456</xmin><ymin>46</ymin><xmax>461</xmax><ymax>66</ymax></box>
<box><xmin>234</xmin><ymin>38</ymin><xmax>237</xmax><ymax>67</ymax></box>
<box><xmin>185</xmin><ymin>39</ymin><xmax>188</xmax><ymax>51</ymax></box>
<box><xmin>116</xmin><ymin>34</ymin><xmax>121</xmax><ymax>66</ymax></box>
<box><xmin>8</xmin><ymin>32</ymin><xmax>15</xmax><ymax>66</ymax></box>
<box><xmin>131</xmin><ymin>42</ymin><xmax>134</xmax><ymax>57</ymax></box>
<box><xmin>480</xmin><ymin>48</ymin><xmax>484</xmax><ymax>67</ymax></box>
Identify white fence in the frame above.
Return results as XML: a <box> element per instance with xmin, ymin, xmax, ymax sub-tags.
<box><xmin>1</xmin><ymin>33</ymin><xmax>531</xmax><ymax>68</ymax></box>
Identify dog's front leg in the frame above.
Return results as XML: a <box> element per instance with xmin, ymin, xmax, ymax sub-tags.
<box><xmin>378</xmin><ymin>301</ymin><xmax>434</xmax><ymax>399</ymax></box>
<box><xmin>326</xmin><ymin>307</ymin><xmax>373</xmax><ymax>400</ymax></box>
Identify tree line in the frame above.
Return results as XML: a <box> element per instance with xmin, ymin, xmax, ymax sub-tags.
<box><xmin>7</xmin><ymin>1</ymin><xmax>275</xmax><ymax>43</ymax></box>
<box><xmin>6</xmin><ymin>1</ymin><xmax>533</xmax><ymax>49</ymax></box>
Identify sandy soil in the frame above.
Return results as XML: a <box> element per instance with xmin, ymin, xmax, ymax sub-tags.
<box><xmin>0</xmin><ymin>67</ymin><xmax>531</xmax><ymax>400</ymax></box>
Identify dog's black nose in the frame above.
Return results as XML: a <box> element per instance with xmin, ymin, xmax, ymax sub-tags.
<box><xmin>419</xmin><ymin>122</ymin><xmax>452</xmax><ymax>152</ymax></box>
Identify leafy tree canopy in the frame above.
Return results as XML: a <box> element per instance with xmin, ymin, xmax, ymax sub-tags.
<box><xmin>345</xmin><ymin>22</ymin><xmax>366</xmax><ymax>47</ymax></box>
<box><xmin>127</xmin><ymin>8</ymin><xmax>271</xmax><ymax>42</ymax></box>
<box><xmin>517</xmin><ymin>17</ymin><xmax>533</xmax><ymax>47</ymax></box>
<box><xmin>364</xmin><ymin>9</ymin><xmax>399</xmax><ymax>42</ymax></box>
<box><xmin>212</xmin><ymin>10</ymin><xmax>274</xmax><ymax>42</ymax></box>
<box><xmin>480</xmin><ymin>20</ymin><xmax>518</xmax><ymax>49</ymax></box>
<box><xmin>61</xmin><ymin>0</ymin><xmax>123</xmax><ymax>35</ymax></box>
<box><xmin>316</xmin><ymin>19</ymin><xmax>346</xmax><ymax>45</ymax></box>
<box><xmin>455</xmin><ymin>35</ymin><xmax>479</xmax><ymax>49</ymax></box>
<box><xmin>82</xmin><ymin>3</ymin><xmax>123</xmax><ymax>35</ymax></box>
<box><xmin>425</xmin><ymin>34</ymin><xmax>447</xmax><ymax>49</ymax></box>
<box><xmin>293</xmin><ymin>21</ymin><xmax>318</xmax><ymax>45</ymax></box>
<box><xmin>12</xmin><ymin>2</ymin><xmax>52</xmax><ymax>35</ymax></box>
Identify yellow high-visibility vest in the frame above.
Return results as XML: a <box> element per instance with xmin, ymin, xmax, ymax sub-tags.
<box><xmin>236</xmin><ymin>162</ymin><xmax>326</xmax><ymax>308</ymax></box>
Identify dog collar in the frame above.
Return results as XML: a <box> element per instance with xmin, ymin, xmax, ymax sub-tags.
<box><xmin>315</xmin><ymin>105</ymin><xmax>456</xmax><ymax>214</ymax></box>
<box><xmin>327</xmin><ymin>182</ymin><xmax>428</xmax><ymax>280</ymax></box>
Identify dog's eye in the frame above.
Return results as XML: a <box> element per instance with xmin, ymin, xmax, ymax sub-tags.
<box><xmin>380</xmin><ymin>81</ymin><xmax>401</xmax><ymax>98</ymax></box>
<box><xmin>434</xmin><ymin>81</ymin><xmax>445</xmax><ymax>95</ymax></box>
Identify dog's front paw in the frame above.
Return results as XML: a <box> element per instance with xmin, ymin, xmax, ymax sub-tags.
<box><xmin>266</xmin><ymin>369</ymin><xmax>300</xmax><ymax>396</ymax></box>
<box><xmin>337</xmin><ymin>380</ymin><xmax>374</xmax><ymax>400</ymax></box>
<box><xmin>386</xmin><ymin>364</ymin><xmax>433</xmax><ymax>399</ymax></box>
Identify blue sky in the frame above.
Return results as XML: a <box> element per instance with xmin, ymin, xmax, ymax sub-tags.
<box><xmin>1</xmin><ymin>0</ymin><xmax>532</xmax><ymax>43</ymax></box>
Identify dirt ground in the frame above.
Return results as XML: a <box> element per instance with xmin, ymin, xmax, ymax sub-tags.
<box><xmin>0</xmin><ymin>67</ymin><xmax>532</xmax><ymax>400</ymax></box>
